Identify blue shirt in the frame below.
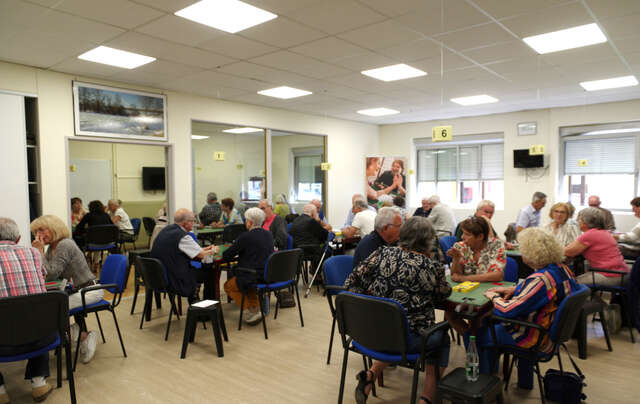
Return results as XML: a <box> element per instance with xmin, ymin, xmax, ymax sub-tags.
<box><xmin>515</xmin><ymin>204</ymin><xmax>540</xmax><ymax>229</ymax></box>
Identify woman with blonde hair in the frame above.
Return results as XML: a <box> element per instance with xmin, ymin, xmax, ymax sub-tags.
<box><xmin>30</xmin><ymin>215</ymin><xmax>100</xmax><ymax>364</ymax></box>
<box><xmin>543</xmin><ymin>202</ymin><xmax>580</xmax><ymax>246</ymax></box>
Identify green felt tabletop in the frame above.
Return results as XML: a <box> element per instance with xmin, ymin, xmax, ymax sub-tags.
<box><xmin>505</xmin><ymin>248</ymin><xmax>521</xmax><ymax>256</ymax></box>
<box><xmin>196</xmin><ymin>227</ymin><xmax>224</xmax><ymax>234</ymax></box>
<box><xmin>212</xmin><ymin>244</ymin><xmax>231</xmax><ymax>261</ymax></box>
<box><xmin>446</xmin><ymin>275</ymin><xmax>515</xmax><ymax>306</ymax></box>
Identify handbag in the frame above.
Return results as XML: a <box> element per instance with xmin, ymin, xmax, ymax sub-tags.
<box><xmin>543</xmin><ymin>344</ymin><xmax>587</xmax><ymax>404</ymax></box>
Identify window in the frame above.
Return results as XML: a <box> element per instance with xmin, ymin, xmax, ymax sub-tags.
<box><xmin>293</xmin><ymin>148</ymin><xmax>324</xmax><ymax>202</ymax></box>
<box><xmin>416</xmin><ymin>137</ymin><xmax>504</xmax><ymax>208</ymax></box>
<box><xmin>561</xmin><ymin>123</ymin><xmax>640</xmax><ymax>210</ymax></box>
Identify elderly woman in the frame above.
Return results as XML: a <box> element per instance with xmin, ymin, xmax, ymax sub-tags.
<box><xmin>344</xmin><ymin>217</ymin><xmax>452</xmax><ymax>404</ymax></box>
<box><xmin>474</xmin><ymin>228</ymin><xmax>579</xmax><ymax>389</ymax></box>
<box><xmin>107</xmin><ymin>199</ymin><xmax>134</xmax><ymax>241</ymax></box>
<box><xmin>543</xmin><ymin>202</ymin><xmax>580</xmax><ymax>246</ymax></box>
<box><xmin>565</xmin><ymin>207</ymin><xmax>628</xmax><ymax>286</ymax></box>
<box><xmin>73</xmin><ymin>200</ymin><xmax>112</xmax><ymax>237</ymax></box>
<box><xmin>221</xmin><ymin>208</ymin><xmax>274</xmax><ymax>325</ymax></box>
<box><xmin>30</xmin><ymin>215</ymin><xmax>100</xmax><ymax>364</ymax></box>
<box><xmin>213</xmin><ymin>198</ymin><xmax>243</xmax><ymax>228</ymax></box>
<box><xmin>613</xmin><ymin>197</ymin><xmax>640</xmax><ymax>259</ymax></box>
<box><xmin>70</xmin><ymin>197</ymin><xmax>85</xmax><ymax>229</ymax></box>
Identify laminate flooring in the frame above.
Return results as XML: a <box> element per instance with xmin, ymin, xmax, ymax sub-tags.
<box><xmin>2</xmin><ymin>285</ymin><xmax>639</xmax><ymax>404</ymax></box>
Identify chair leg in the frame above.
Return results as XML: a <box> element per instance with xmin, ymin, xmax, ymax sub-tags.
<box><xmin>130</xmin><ymin>281</ymin><xmax>139</xmax><ymax>315</ymax></box>
<box><xmin>337</xmin><ymin>348</ymin><xmax>349</xmax><ymax>404</ymax></box>
<box><xmin>622</xmin><ymin>296</ymin><xmax>636</xmax><ymax>343</ymax></box>
<box><xmin>504</xmin><ymin>355</ymin><xmax>515</xmax><ymax>390</ymax></box>
<box><xmin>73</xmin><ymin>324</ymin><xmax>83</xmax><ymax>372</ymax></box>
<box><xmin>165</xmin><ymin>295</ymin><xmax>177</xmax><ymax>341</ymax></box>
<box><xmin>599</xmin><ymin>309</ymin><xmax>613</xmax><ymax>352</ymax></box>
<box><xmin>56</xmin><ymin>345</ymin><xmax>62</xmax><ymax>387</ymax></box>
<box><xmin>140</xmin><ymin>289</ymin><xmax>153</xmax><ymax>329</ymax></box>
<box><xmin>410</xmin><ymin>361</ymin><xmax>420</xmax><ymax>404</ymax></box>
<box><xmin>294</xmin><ymin>283</ymin><xmax>304</xmax><ymax>327</ymax></box>
<box><xmin>111</xmin><ymin>309</ymin><xmax>127</xmax><ymax>357</ymax></box>
<box><xmin>65</xmin><ymin>341</ymin><xmax>77</xmax><ymax>404</ymax></box>
<box><xmin>274</xmin><ymin>291</ymin><xmax>280</xmax><ymax>320</ymax></box>
<box><xmin>218</xmin><ymin>304</ymin><xmax>228</xmax><ymax>341</ymax></box>
<box><xmin>238</xmin><ymin>291</ymin><xmax>246</xmax><ymax>331</ymax></box>
<box><xmin>535</xmin><ymin>362</ymin><xmax>546</xmax><ymax>404</ymax></box>
<box><xmin>327</xmin><ymin>316</ymin><xmax>337</xmax><ymax>365</ymax></box>
<box><xmin>211</xmin><ymin>310</ymin><xmax>224</xmax><ymax>357</ymax></box>
<box><xmin>258</xmin><ymin>290</ymin><xmax>268</xmax><ymax>340</ymax></box>
<box><xmin>95</xmin><ymin>312</ymin><xmax>106</xmax><ymax>343</ymax></box>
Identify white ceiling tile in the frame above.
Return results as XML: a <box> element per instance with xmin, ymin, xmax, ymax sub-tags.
<box><xmin>52</xmin><ymin>0</ymin><xmax>164</xmax><ymax>29</ymax></box>
<box><xmin>435</xmin><ymin>23</ymin><xmax>516</xmax><ymax>51</ymax></box>
<box><xmin>164</xmin><ymin>80</ymin><xmax>248</xmax><ymax>99</ymax></box>
<box><xmin>0</xmin><ymin>0</ymin><xmax>50</xmax><ymax>29</ymax></box>
<box><xmin>286</xmin><ymin>0</ymin><xmax>386</xmax><ymax>35</ymax></box>
<box><xmin>394</xmin><ymin>0</ymin><xmax>490</xmax><ymax>37</ymax></box>
<box><xmin>132</xmin><ymin>59</ymin><xmax>204</xmax><ymax>78</ymax></box>
<box><xmin>216</xmin><ymin>62</ymin><xmax>309</xmax><ymax>85</ymax></box>
<box><xmin>131</xmin><ymin>0</ymin><xmax>198</xmax><ymax>13</ymax></box>
<box><xmin>249</xmin><ymin>51</ymin><xmax>351</xmax><ymax>79</ymax></box>
<box><xmin>540</xmin><ymin>43</ymin><xmax>618</xmax><ymax>67</ymax></box>
<box><xmin>332</xmin><ymin>51</ymin><xmax>396</xmax><ymax>71</ymax></box>
<box><xmin>554</xmin><ymin>58</ymin><xmax>631</xmax><ymax>81</ymax></box>
<box><xmin>136</xmin><ymin>14</ymin><xmax>224</xmax><ymax>46</ymax></box>
<box><xmin>242</xmin><ymin>0</ymin><xmax>322</xmax><ymax>15</ymax></box>
<box><xmin>613</xmin><ymin>36</ymin><xmax>640</xmax><ymax>54</ymax></box>
<box><xmin>461</xmin><ymin>41</ymin><xmax>537</xmax><ymax>64</ymax></box>
<box><xmin>487</xmin><ymin>57</ymin><xmax>554</xmax><ymax>75</ymax></box>
<box><xmin>410</xmin><ymin>50</ymin><xmax>475</xmax><ymax>74</ymax></box>
<box><xmin>168</xmin><ymin>70</ymin><xmax>269</xmax><ymax>93</ymax></box>
<box><xmin>197</xmin><ymin>34</ymin><xmax>278</xmax><ymax>60</ymax></box>
<box><xmin>364</xmin><ymin>0</ymin><xmax>429</xmax><ymax>18</ymax></box>
<box><xmin>500</xmin><ymin>2</ymin><xmax>593</xmax><ymax>38</ymax></box>
<box><xmin>294</xmin><ymin>79</ymin><xmax>368</xmax><ymax>99</ymax></box>
<box><xmin>337</xmin><ymin>20</ymin><xmax>423</xmax><ymax>51</ymax></box>
<box><xmin>239</xmin><ymin>17</ymin><xmax>326</xmax><ymax>48</ymax></box>
<box><xmin>109</xmin><ymin>69</ymin><xmax>178</xmax><ymax>87</ymax></box>
<box><xmin>49</xmin><ymin>58</ymin><xmax>126</xmax><ymax>78</ymax></box>
<box><xmin>471</xmin><ymin>0</ymin><xmax>574</xmax><ymax>20</ymax></box>
<box><xmin>328</xmin><ymin>73</ymin><xmax>397</xmax><ymax>92</ymax></box>
<box><xmin>26</xmin><ymin>0</ymin><xmax>64</xmax><ymax>6</ymax></box>
<box><xmin>584</xmin><ymin>0</ymin><xmax>640</xmax><ymax>20</ymax></box>
<box><xmin>599</xmin><ymin>13</ymin><xmax>640</xmax><ymax>41</ymax></box>
<box><xmin>290</xmin><ymin>37</ymin><xmax>368</xmax><ymax>62</ymax></box>
<box><xmin>377</xmin><ymin>39</ymin><xmax>442</xmax><ymax>63</ymax></box>
<box><xmin>229</xmin><ymin>92</ymin><xmax>301</xmax><ymax>108</ymax></box>
<box><xmin>0</xmin><ymin>40</ymin><xmax>68</xmax><ymax>68</ymax></box>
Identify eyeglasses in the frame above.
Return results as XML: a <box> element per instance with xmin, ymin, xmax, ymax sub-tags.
<box><xmin>553</xmin><ymin>210</ymin><xmax>568</xmax><ymax>214</ymax></box>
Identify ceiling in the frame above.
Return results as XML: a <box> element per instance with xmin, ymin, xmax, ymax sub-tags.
<box><xmin>2</xmin><ymin>0</ymin><xmax>640</xmax><ymax>124</ymax></box>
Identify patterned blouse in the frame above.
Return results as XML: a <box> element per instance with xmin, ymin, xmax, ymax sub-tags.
<box><xmin>452</xmin><ymin>237</ymin><xmax>506</xmax><ymax>275</ymax></box>
<box><xmin>344</xmin><ymin>246</ymin><xmax>452</xmax><ymax>335</ymax></box>
<box><xmin>542</xmin><ymin>221</ymin><xmax>580</xmax><ymax>246</ymax></box>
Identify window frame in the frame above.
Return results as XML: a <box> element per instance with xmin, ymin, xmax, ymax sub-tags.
<box><xmin>291</xmin><ymin>146</ymin><xmax>324</xmax><ymax>203</ymax></box>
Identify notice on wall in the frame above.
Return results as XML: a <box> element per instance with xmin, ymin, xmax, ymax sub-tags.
<box><xmin>578</xmin><ymin>159</ymin><xmax>588</xmax><ymax>167</ymax></box>
<box><xmin>214</xmin><ymin>151</ymin><xmax>225</xmax><ymax>161</ymax></box>
<box><xmin>320</xmin><ymin>162</ymin><xmax>331</xmax><ymax>170</ymax></box>
<box><xmin>432</xmin><ymin>125</ymin><xmax>452</xmax><ymax>142</ymax></box>
<box><xmin>529</xmin><ymin>144</ymin><xmax>545</xmax><ymax>155</ymax></box>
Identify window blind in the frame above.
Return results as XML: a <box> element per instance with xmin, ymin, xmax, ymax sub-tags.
<box><xmin>459</xmin><ymin>146</ymin><xmax>480</xmax><ymax>180</ymax></box>
<box><xmin>481</xmin><ymin>143</ymin><xmax>504</xmax><ymax>179</ymax></box>
<box><xmin>437</xmin><ymin>148</ymin><xmax>457</xmax><ymax>181</ymax></box>
<box><xmin>564</xmin><ymin>137</ymin><xmax>635</xmax><ymax>175</ymax></box>
<box><xmin>417</xmin><ymin>149</ymin><xmax>436</xmax><ymax>181</ymax></box>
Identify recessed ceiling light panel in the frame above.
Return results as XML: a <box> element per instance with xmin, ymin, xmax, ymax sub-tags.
<box><xmin>257</xmin><ymin>86</ymin><xmax>312</xmax><ymax>99</ymax></box>
<box><xmin>357</xmin><ymin>108</ymin><xmax>400</xmax><ymax>116</ymax></box>
<box><xmin>523</xmin><ymin>23</ymin><xmax>606</xmax><ymax>54</ymax></box>
<box><xmin>223</xmin><ymin>127</ymin><xmax>263</xmax><ymax>133</ymax></box>
<box><xmin>191</xmin><ymin>135</ymin><xmax>210</xmax><ymax>140</ymax></box>
<box><xmin>175</xmin><ymin>0</ymin><xmax>277</xmax><ymax>34</ymax></box>
<box><xmin>450</xmin><ymin>95</ymin><xmax>499</xmax><ymax>106</ymax></box>
<box><xmin>579</xmin><ymin>75</ymin><xmax>638</xmax><ymax>91</ymax></box>
<box><xmin>77</xmin><ymin>46</ymin><xmax>155</xmax><ymax>69</ymax></box>
<box><xmin>361</xmin><ymin>64</ymin><xmax>427</xmax><ymax>82</ymax></box>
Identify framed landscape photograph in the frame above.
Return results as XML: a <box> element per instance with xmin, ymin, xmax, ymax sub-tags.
<box><xmin>73</xmin><ymin>81</ymin><xmax>167</xmax><ymax>141</ymax></box>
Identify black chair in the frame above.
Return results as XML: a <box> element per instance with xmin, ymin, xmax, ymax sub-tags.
<box><xmin>142</xmin><ymin>217</ymin><xmax>156</xmax><ymax>248</ymax></box>
<box><xmin>136</xmin><ymin>257</ymin><xmax>181</xmax><ymax>341</ymax></box>
<box><xmin>69</xmin><ymin>254</ymin><xmax>128</xmax><ymax>370</ymax></box>
<box><xmin>335</xmin><ymin>292</ymin><xmax>450</xmax><ymax>404</ymax></box>
<box><xmin>119</xmin><ymin>218</ymin><xmax>141</xmax><ymax>250</ymax></box>
<box><xmin>237</xmin><ymin>248</ymin><xmax>304</xmax><ymax>339</ymax></box>
<box><xmin>0</xmin><ymin>291</ymin><xmax>76</xmax><ymax>404</ymax></box>
<box><xmin>222</xmin><ymin>223</ymin><xmax>247</xmax><ymax>243</ymax></box>
<box><xmin>84</xmin><ymin>224</ymin><xmax>120</xmax><ymax>267</ymax></box>
<box><xmin>488</xmin><ymin>284</ymin><xmax>590</xmax><ymax>404</ymax></box>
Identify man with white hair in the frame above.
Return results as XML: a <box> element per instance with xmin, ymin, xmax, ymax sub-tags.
<box><xmin>342</xmin><ymin>200</ymin><xmax>377</xmax><ymax>239</ymax></box>
<box><xmin>515</xmin><ymin>191</ymin><xmax>546</xmax><ymax>233</ymax></box>
<box><xmin>343</xmin><ymin>193</ymin><xmax>376</xmax><ymax>228</ymax></box>
<box><xmin>352</xmin><ymin>208</ymin><xmax>402</xmax><ymax>269</ymax></box>
<box><xmin>455</xmin><ymin>200</ymin><xmax>498</xmax><ymax>241</ymax></box>
<box><xmin>0</xmin><ymin>217</ymin><xmax>54</xmax><ymax>402</ymax></box>
<box><xmin>413</xmin><ymin>197</ymin><xmax>432</xmax><ymax>218</ymax></box>
<box><xmin>588</xmin><ymin>195</ymin><xmax>615</xmax><ymax>231</ymax></box>
<box><xmin>198</xmin><ymin>192</ymin><xmax>222</xmax><ymax>226</ymax></box>
<box><xmin>426</xmin><ymin>195</ymin><xmax>456</xmax><ymax>236</ymax></box>
<box><xmin>311</xmin><ymin>199</ymin><xmax>332</xmax><ymax>231</ymax></box>
<box><xmin>289</xmin><ymin>204</ymin><xmax>329</xmax><ymax>248</ymax></box>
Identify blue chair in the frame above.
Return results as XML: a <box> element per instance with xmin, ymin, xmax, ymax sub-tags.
<box><xmin>0</xmin><ymin>291</ymin><xmax>76</xmax><ymax>404</ymax></box>
<box><xmin>237</xmin><ymin>248</ymin><xmax>304</xmax><ymax>339</ymax></box>
<box><xmin>504</xmin><ymin>257</ymin><xmax>518</xmax><ymax>283</ymax></box>
<box><xmin>70</xmin><ymin>254</ymin><xmax>128</xmax><ymax>370</ymax></box>
<box><xmin>323</xmin><ymin>255</ymin><xmax>354</xmax><ymax>364</ymax></box>
<box><xmin>287</xmin><ymin>223</ymin><xmax>292</xmax><ymax>232</ymax></box>
<box><xmin>439</xmin><ymin>236</ymin><xmax>457</xmax><ymax>264</ymax></box>
<box><xmin>187</xmin><ymin>232</ymin><xmax>202</xmax><ymax>270</ymax></box>
<box><xmin>129</xmin><ymin>218</ymin><xmax>142</xmax><ymax>249</ymax></box>
<box><xmin>286</xmin><ymin>234</ymin><xmax>293</xmax><ymax>250</ymax></box>
<box><xmin>335</xmin><ymin>292</ymin><xmax>450</xmax><ymax>404</ymax></box>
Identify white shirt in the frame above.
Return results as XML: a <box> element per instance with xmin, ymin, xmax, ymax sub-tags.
<box><xmin>177</xmin><ymin>225</ymin><xmax>203</xmax><ymax>259</ymax></box>
<box><xmin>112</xmin><ymin>207</ymin><xmax>133</xmax><ymax>233</ymax></box>
<box><xmin>351</xmin><ymin>209</ymin><xmax>377</xmax><ymax>237</ymax></box>
<box><xmin>427</xmin><ymin>203</ymin><xmax>456</xmax><ymax>235</ymax></box>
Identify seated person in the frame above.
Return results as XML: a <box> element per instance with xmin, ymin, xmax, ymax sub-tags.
<box><xmin>342</xmin><ymin>199</ymin><xmax>376</xmax><ymax>239</ymax></box>
<box><xmin>107</xmin><ymin>199</ymin><xmax>134</xmax><ymax>238</ymax></box>
<box><xmin>413</xmin><ymin>197</ymin><xmax>431</xmax><ymax>218</ymax></box>
<box><xmin>345</xmin><ymin>217</ymin><xmax>452</xmax><ymax>404</ymax></box>
<box><xmin>198</xmin><ymin>192</ymin><xmax>222</xmax><ymax>226</ymax></box>
<box><xmin>426</xmin><ymin>195</ymin><xmax>456</xmax><ymax>236</ymax></box>
<box><xmin>542</xmin><ymin>202</ymin><xmax>580</xmax><ymax>246</ymax></box>
<box><xmin>30</xmin><ymin>215</ymin><xmax>103</xmax><ymax>365</ymax></box>
<box><xmin>352</xmin><ymin>207</ymin><xmax>402</xmax><ymax>269</ymax></box>
<box><xmin>289</xmin><ymin>204</ymin><xmax>329</xmax><ymax>270</ymax></box>
<box><xmin>274</xmin><ymin>193</ymin><xmax>292</xmax><ymax>218</ymax></box>
<box><xmin>613</xmin><ymin>197</ymin><xmax>640</xmax><ymax>259</ymax></box>
<box><xmin>73</xmin><ymin>200</ymin><xmax>112</xmax><ymax>239</ymax></box>
<box><xmin>221</xmin><ymin>208</ymin><xmax>274</xmax><ymax>325</ymax></box>
<box><xmin>565</xmin><ymin>207</ymin><xmax>629</xmax><ymax>286</ymax></box>
<box><xmin>258</xmin><ymin>199</ymin><xmax>287</xmax><ymax>250</ymax></box>
<box><xmin>454</xmin><ymin>200</ymin><xmax>498</xmax><ymax>241</ymax></box>
<box><xmin>343</xmin><ymin>193</ymin><xmax>375</xmax><ymax>228</ymax></box>
<box><xmin>70</xmin><ymin>197</ymin><xmax>85</xmax><ymax>229</ymax></box>
<box><xmin>377</xmin><ymin>194</ymin><xmax>393</xmax><ymax>208</ymax></box>
<box><xmin>213</xmin><ymin>198</ymin><xmax>243</xmax><ymax>227</ymax></box>
<box><xmin>151</xmin><ymin>209</ymin><xmax>217</xmax><ymax>301</ymax></box>
<box><xmin>311</xmin><ymin>199</ymin><xmax>332</xmax><ymax>231</ymax></box>
<box><xmin>392</xmin><ymin>195</ymin><xmax>410</xmax><ymax>221</ymax></box>
<box><xmin>475</xmin><ymin>228</ymin><xmax>579</xmax><ymax>389</ymax></box>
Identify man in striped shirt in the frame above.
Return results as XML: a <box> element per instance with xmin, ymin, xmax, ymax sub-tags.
<box><xmin>0</xmin><ymin>217</ymin><xmax>53</xmax><ymax>403</ymax></box>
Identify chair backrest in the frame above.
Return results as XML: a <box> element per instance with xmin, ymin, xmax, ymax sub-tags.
<box><xmin>86</xmin><ymin>224</ymin><xmax>119</xmax><ymax>246</ymax></box>
<box><xmin>439</xmin><ymin>235</ymin><xmax>457</xmax><ymax>264</ymax></box>
<box><xmin>223</xmin><ymin>223</ymin><xmax>247</xmax><ymax>243</ymax></box>
<box><xmin>136</xmin><ymin>257</ymin><xmax>168</xmax><ymax>291</ymax></box>
<box><xmin>187</xmin><ymin>231</ymin><xmax>197</xmax><ymax>242</ymax></box>
<box><xmin>264</xmin><ymin>248</ymin><xmax>303</xmax><ymax>284</ymax></box>
<box><xmin>0</xmin><ymin>291</ymin><xmax>68</xmax><ymax>347</ymax></box>
<box><xmin>324</xmin><ymin>255</ymin><xmax>354</xmax><ymax>295</ymax></box>
<box><xmin>287</xmin><ymin>223</ymin><xmax>293</xmax><ymax>232</ymax></box>
<box><xmin>548</xmin><ymin>283</ymin><xmax>590</xmax><ymax>344</ymax></box>
<box><xmin>504</xmin><ymin>257</ymin><xmax>518</xmax><ymax>283</ymax></box>
<box><xmin>286</xmin><ymin>234</ymin><xmax>293</xmax><ymax>250</ymax></box>
<box><xmin>142</xmin><ymin>217</ymin><xmax>156</xmax><ymax>236</ymax></box>
<box><xmin>335</xmin><ymin>292</ymin><xmax>409</xmax><ymax>355</ymax></box>
<box><xmin>131</xmin><ymin>218</ymin><xmax>141</xmax><ymax>237</ymax></box>
<box><xmin>99</xmin><ymin>254</ymin><xmax>128</xmax><ymax>294</ymax></box>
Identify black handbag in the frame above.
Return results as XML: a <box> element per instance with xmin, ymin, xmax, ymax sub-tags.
<box><xmin>543</xmin><ymin>344</ymin><xmax>587</xmax><ymax>404</ymax></box>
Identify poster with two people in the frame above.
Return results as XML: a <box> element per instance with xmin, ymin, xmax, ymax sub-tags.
<box><xmin>366</xmin><ymin>156</ymin><xmax>407</xmax><ymax>208</ymax></box>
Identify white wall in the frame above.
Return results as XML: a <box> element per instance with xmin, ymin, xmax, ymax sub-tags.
<box><xmin>380</xmin><ymin>99</ymin><xmax>640</xmax><ymax>235</ymax></box>
<box><xmin>0</xmin><ymin>61</ymin><xmax>379</xmax><ymax>229</ymax></box>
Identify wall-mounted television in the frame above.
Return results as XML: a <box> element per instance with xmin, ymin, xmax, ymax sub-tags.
<box><xmin>513</xmin><ymin>149</ymin><xmax>544</xmax><ymax>168</ymax></box>
<box><xmin>142</xmin><ymin>167</ymin><xmax>165</xmax><ymax>191</ymax></box>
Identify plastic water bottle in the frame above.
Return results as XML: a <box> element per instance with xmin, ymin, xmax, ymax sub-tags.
<box><xmin>466</xmin><ymin>336</ymin><xmax>479</xmax><ymax>382</ymax></box>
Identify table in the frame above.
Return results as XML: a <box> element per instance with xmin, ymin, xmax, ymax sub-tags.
<box><xmin>444</xmin><ymin>276</ymin><xmax>515</xmax><ymax>319</ymax></box>
<box><xmin>195</xmin><ymin>227</ymin><xmax>223</xmax><ymax>245</ymax></box>
<box><xmin>204</xmin><ymin>244</ymin><xmax>231</xmax><ymax>300</ymax></box>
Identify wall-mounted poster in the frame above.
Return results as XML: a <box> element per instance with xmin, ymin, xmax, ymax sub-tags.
<box><xmin>73</xmin><ymin>81</ymin><xmax>167</xmax><ymax>141</ymax></box>
<box><xmin>366</xmin><ymin>156</ymin><xmax>407</xmax><ymax>207</ymax></box>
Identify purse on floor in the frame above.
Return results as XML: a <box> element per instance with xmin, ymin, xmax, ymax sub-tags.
<box><xmin>543</xmin><ymin>344</ymin><xmax>587</xmax><ymax>404</ymax></box>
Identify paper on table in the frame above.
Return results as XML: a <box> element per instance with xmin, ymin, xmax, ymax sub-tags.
<box><xmin>192</xmin><ymin>300</ymin><xmax>219</xmax><ymax>308</ymax></box>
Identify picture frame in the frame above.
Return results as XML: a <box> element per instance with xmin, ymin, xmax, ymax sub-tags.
<box><xmin>517</xmin><ymin>121</ymin><xmax>537</xmax><ymax>136</ymax></box>
<box><xmin>73</xmin><ymin>81</ymin><xmax>167</xmax><ymax>141</ymax></box>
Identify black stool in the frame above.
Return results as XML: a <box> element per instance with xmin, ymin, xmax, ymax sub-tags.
<box><xmin>434</xmin><ymin>367</ymin><xmax>504</xmax><ymax>404</ymax></box>
<box><xmin>574</xmin><ymin>298</ymin><xmax>612</xmax><ymax>359</ymax></box>
<box><xmin>180</xmin><ymin>302</ymin><xmax>228</xmax><ymax>359</ymax></box>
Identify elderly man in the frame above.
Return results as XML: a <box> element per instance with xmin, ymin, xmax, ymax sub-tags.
<box><xmin>426</xmin><ymin>195</ymin><xmax>456</xmax><ymax>236</ymax></box>
<box><xmin>198</xmin><ymin>192</ymin><xmax>222</xmax><ymax>226</ymax></box>
<box><xmin>515</xmin><ymin>192</ymin><xmax>546</xmax><ymax>232</ymax></box>
<box><xmin>413</xmin><ymin>197</ymin><xmax>432</xmax><ymax>218</ymax></box>
<box><xmin>258</xmin><ymin>199</ymin><xmax>287</xmax><ymax>250</ymax></box>
<box><xmin>343</xmin><ymin>194</ymin><xmax>376</xmax><ymax>228</ymax></box>
<box><xmin>352</xmin><ymin>207</ymin><xmax>402</xmax><ymax>269</ymax></box>
<box><xmin>455</xmin><ymin>200</ymin><xmax>498</xmax><ymax>241</ymax></box>
<box><xmin>588</xmin><ymin>195</ymin><xmax>616</xmax><ymax>231</ymax></box>
<box><xmin>289</xmin><ymin>204</ymin><xmax>329</xmax><ymax>272</ymax></box>
<box><xmin>0</xmin><ymin>218</ymin><xmax>53</xmax><ymax>402</ymax></box>
<box><xmin>311</xmin><ymin>199</ymin><xmax>332</xmax><ymax>231</ymax></box>
<box><xmin>151</xmin><ymin>209</ymin><xmax>217</xmax><ymax>301</ymax></box>
<box><xmin>342</xmin><ymin>199</ymin><xmax>377</xmax><ymax>239</ymax></box>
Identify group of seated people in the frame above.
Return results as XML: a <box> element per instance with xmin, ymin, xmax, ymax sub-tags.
<box><xmin>71</xmin><ymin>197</ymin><xmax>134</xmax><ymax>242</ymax></box>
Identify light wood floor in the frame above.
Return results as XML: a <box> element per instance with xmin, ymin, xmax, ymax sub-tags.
<box><xmin>2</xmin><ymin>284</ymin><xmax>639</xmax><ymax>404</ymax></box>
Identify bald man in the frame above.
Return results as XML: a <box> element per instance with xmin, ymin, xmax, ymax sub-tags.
<box><xmin>588</xmin><ymin>195</ymin><xmax>616</xmax><ymax>231</ymax></box>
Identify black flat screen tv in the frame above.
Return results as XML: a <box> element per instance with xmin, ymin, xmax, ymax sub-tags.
<box><xmin>142</xmin><ymin>167</ymin><xmax>165</xmax><ymax>191</ymax></box>
<box><xmin>513</xmin><ymin>149</ymin><xmax>544</xmax><ymax>168</ymax></box>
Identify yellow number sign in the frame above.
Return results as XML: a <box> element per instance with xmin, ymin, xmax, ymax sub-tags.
<box><xmin>432</xmin><ymin>125</ymin><xmax>453</xmax><ymax>142</ymax></box>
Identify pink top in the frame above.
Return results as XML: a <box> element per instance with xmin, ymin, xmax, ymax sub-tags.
<box><xmin>577</xmin><ymin>229</ymin><xmax>628</xmax><ymax>276</ymax></box>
